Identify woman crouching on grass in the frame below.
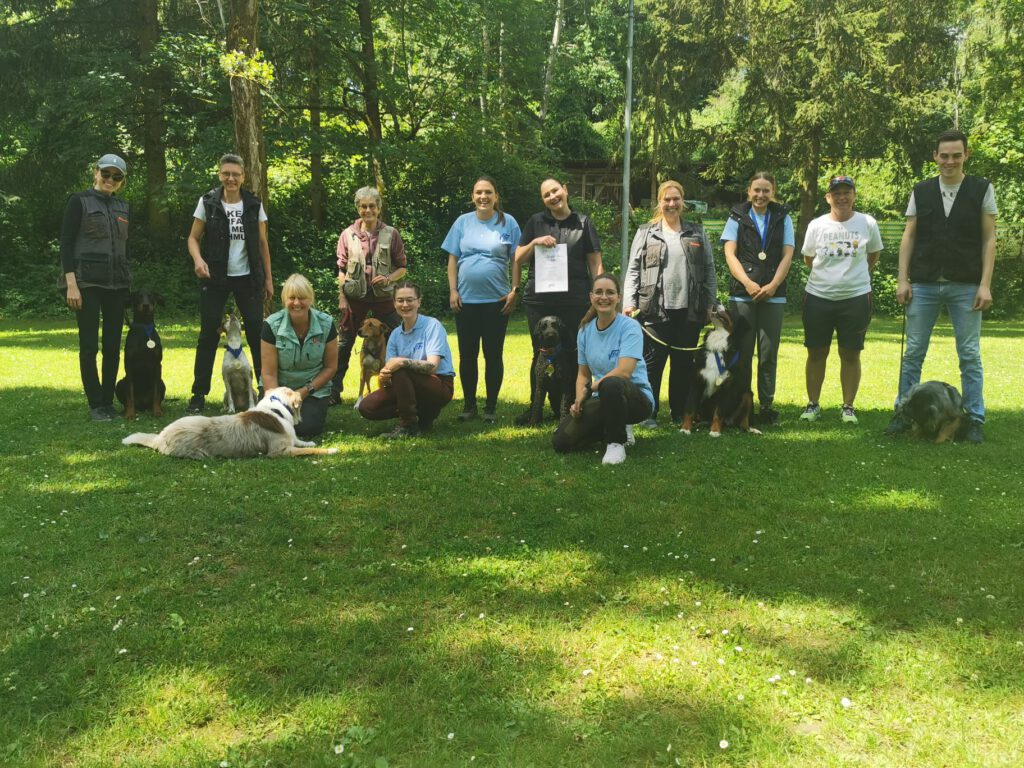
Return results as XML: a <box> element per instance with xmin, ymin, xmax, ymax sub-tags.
<box><xmin>357</xmin><ymin>281</ymin><xmax>456</xmax><ymax>438</ymax></box>
<box><xmin>553</xmin><ymin>274</ymin><xmax>654</xmax><ymax>465</ymax></box>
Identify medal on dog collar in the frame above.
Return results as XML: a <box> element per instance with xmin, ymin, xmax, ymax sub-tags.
<box><xmin>757</xmin><ymin>251</ymin><xmax>767</xmax><ymax>261</ymax></box>
<box><xmin>147</xmin><ymin>339</ymin><xmax>156</xmax><ymax>349</ymax></box>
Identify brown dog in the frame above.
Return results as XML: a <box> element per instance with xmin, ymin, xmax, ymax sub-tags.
<box><xmin>356</xmin><ymin>317</ymin><xmax>388</xmax><ymax>406</ymax></box>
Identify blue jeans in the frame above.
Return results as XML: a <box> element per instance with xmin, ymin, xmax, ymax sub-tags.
<box><xmin>897</xmin><ymin>282</ymin><xmax>984</xmax><ymax>423</ymax></box>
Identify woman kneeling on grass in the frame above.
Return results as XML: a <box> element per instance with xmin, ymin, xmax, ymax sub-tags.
<box><xmin>553</xmin><ymin>274</ymin><xmax>654</xmax><ymax>465</ymax></box>
<box><xmin>260</xmin><ymin>273</ymin><xmax>339</xmax><ymax>439</ymax></box>
<box><xmin>357</xmin><ymin>281</ymin><xmax>456</xmax><ymax>439</ymax></box>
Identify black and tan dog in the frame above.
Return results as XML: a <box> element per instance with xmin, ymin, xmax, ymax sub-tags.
<box><xmin>516</xmin><ymin>315</ymin><xmax>571</xmax><ymax>425</ymax></box>
<box><xmin>680</xmin><ymin>308</ymin><xmax>759</xmax><ymax>437</ymax></box>
<box><xmin>115</xmin><ymin>290</ymin><xmax>166</xmax><ymax>420</ymax></box>
<box><xmin>897</xmin><ymin>381</ymin><xmax>967</xmax><ymax>443</ymax></box>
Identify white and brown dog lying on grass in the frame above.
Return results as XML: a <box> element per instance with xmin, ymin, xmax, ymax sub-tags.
<box><xmin>122</xmin><ymin>387</ymin><xmax>337</xmax><ymax>459</ymax></box>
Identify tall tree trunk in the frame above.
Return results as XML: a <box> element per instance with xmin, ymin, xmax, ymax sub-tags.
<box><xmin>649</xmin><ymin>73</ymin><xmax>661</xmax><ymax>202</ymax></box>
<box><xmin>540</xmin><ymin>0</ymin><xmax>564</xmax><ymax>125</ymax></box>
<box><xmin>139</xmin><ymin>0</ymin><xmax>169</xmax><ymax>235</ymax></box>
<box><xmin>479</xmin><ymin>22</ymin><xmax>490</xmax><ymax>121</ymax></box>
<box><xmin>356</xmin><ymin>0</ymin><xmax>385</xmax><ymax>191</ymax></box>
<box><xmin>227</xmin><ymin>0</ymin><xmax>267</xmax><ymax>201</ymax></box>
<box><xmin>797</xmin><ymin>129</ymin><xmax>821</xmax><ymax>245</ymax></box>
<box><xmin>308</xmin><ymin>31</ymin><xmax>325</xmax><ymax>227</ymax></box>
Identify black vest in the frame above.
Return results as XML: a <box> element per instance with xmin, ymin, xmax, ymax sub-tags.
<box><xmin>910</xmin><ymin>175</ymin><xmax>990</xmax><ymax>284</ymax></box>
<box><xmin>65</xmin><ymin>189</ymin><xmax>131</xmax><ymax>290</ymax></box>
<box><xmin>726</xmin><ymin>201</ymin><xmax>789</xmax><ymax>298</ymax></box>
<box><xmin>200</xmin><ymin>187</ymin><xmax>265</xmax><ymax>284</ymax></box>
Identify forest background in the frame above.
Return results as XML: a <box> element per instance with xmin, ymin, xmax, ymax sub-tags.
<box><xmin>1</xmin><ymin>0</ymin><xmax>1022</xmax><ymax>319</ymax></box>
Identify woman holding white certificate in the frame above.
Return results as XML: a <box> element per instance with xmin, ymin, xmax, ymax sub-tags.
<box><xmin>514</xmin><ymin>178</ymin><xmax>603</xmax><ymax>425</ymax></box>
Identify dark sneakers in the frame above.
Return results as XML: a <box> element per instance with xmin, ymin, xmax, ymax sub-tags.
<box><xmin>89</xmin><ymin>405</ymin><xmax>115</xmax><ymax>422</ymax></box>
<box><xmin>884</xmin><ymin>413</ymin><xmax>911</xmax><ymax>435</ymax></box>
<box><xmin>186</xmin><ymin>395</ymin><xmax>205</xmax><ymax>414</ymax></box>
<box><xmin>964</xmin><ymin>422</ymin><xmax>985</xmax><ymax>444</ymax></box>
<box><xmin>758</xmin><ymin>406</ymin><xmax>780</xmax><ymax>426</ymax></box>
<box><xmin>457</xmin><ymin>404</ymin><xmax>478</xmax><ymax>422</ymax></box>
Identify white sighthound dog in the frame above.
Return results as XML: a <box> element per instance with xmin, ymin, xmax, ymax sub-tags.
<box><xmin>122</xmin><ymin>387</ymin><xmax>338</xmax><ymax>459</ymax></box>
<box><xmin>222</xmin><ymin>312</ymin><xmax>257</xmax><ymax>413</ymax></box>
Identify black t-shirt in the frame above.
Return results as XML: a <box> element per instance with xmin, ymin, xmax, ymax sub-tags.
<box><xmin>518</xmin><ymin>210</ymin><xmax>601</xmax><ymax>306</ymax></box>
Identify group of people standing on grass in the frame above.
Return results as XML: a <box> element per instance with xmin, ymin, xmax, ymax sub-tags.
<box><xmin>60</xmin><ymin>128</ymin><xmax>997</xmax><ymax>461</ymax></box>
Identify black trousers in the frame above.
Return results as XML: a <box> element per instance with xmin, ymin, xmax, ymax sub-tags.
<box><xmin>454</xmin><ymin>301</ymin><xmax>509</xmax><ymax>410</ymax></box>
<box><xmin>76</xmin><ymin>286</ymin><xmax>127</xmax><ymax>408</ymax></box>
<box><xmin>642</xmin><ymin>308</ymin><xmax>702</xmax><ymax>420</ymax></box>
<box><xmin>552</xmin><ymin>376</ymin><xmax>652</xmax><ymax>451</ymax></box>
<box><xmin>191</xmin><ymin>276</ymin><xmax>264</xmax><ymax>397</ymax></box>
<box><xmin>296</xmin><ymin>395</ymin><xmax>330</xmax><ymax>439</ymax></box>
<box><xmin>524</xmin><ymin>302</ymin><xmax>588</xmax><ymax>406</ymax></box>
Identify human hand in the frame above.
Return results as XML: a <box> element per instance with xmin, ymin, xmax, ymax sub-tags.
<box><xmin>896</xmin><ymin>280</ymin><xmax>913</xmax><ymax>306</ymax></box>
<box><xmin>65</xmin><ymin>284</ymin><xmax>82</xmax><ymax>311</ymax></box>
<box><xmin>536</xmin><ymin>235</ymin><xmax>557</xmax><ymax>248</ymax></box>
<box><xmin>193</xmin><ymin>258</ymin><xmax>210</xmax><ymax>280</ymax></box>
<box><xmin>500</xmin><ymin>291</ymin><xmax>517</xmax><ymax>315</ymax></box>
<box><xmin>449</xmin><ymin>290</ymin><xmax>462</xmax><ymax>312</ymax></box>
<box><xmin>264</xmin><ymin>277</ymin><xmax>274</xmax><ymax>300</ymax></box>
<box><xmin>973</xmin><ymin>285</ymin><xmax>992</xmax><ymax>311</ymax></box>
<box><xmin>371</xmin><ymin>274</ymin><xmax>390</xmax><ymax>286</ymax></box>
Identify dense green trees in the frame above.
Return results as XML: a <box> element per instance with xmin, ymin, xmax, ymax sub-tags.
<box><xmin>0</xmin><ymin>0</ymin><xmax>1019</xmax><ymax>317</ymax></box>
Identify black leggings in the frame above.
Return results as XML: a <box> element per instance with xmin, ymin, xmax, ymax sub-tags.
<box><xmin>76</xmin><ymin>287</ymin><xmax>127</xmax><ymax>408</ymax></box>
<box><xmin>552</xmin><ymin>376</ymin><xmax>652</xmax><ymax>450</ymax></box>
<box><xmin>454</xmin><ymin>301</ymin><xmax>508</xmax><ymax>410</ymax></box>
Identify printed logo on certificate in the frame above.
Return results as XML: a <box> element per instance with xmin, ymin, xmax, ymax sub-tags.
<box><xmin>535</xmin><ymin>244</ymin><xmax>569</xmax><ymax>293</ymax></box>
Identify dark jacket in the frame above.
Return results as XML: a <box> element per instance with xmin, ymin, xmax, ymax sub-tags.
<box><xmin>200</xmin><ymin>187</ymin><xmax>265</xmax><ymax>285</ymax></box>
<box><xmin>726</xmin><ymin>201</ymin><xmax>790</xmax><ymax>298</ymax></box>
<box><xmin>910</xmin><ymin>175</ymin><xmax>991</xmax><ymax>284</ymax></box>
<box><xmin>59</xmin><ymin>189</ymin><xmax>131</xmax><ymax>290</ymax></box>
<box><xmin>624</xmin><ymin>220</ymin><xmax>718</xmax><ymax>323</ymax></box>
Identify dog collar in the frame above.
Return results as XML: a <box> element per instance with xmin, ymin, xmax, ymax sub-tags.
<box><xmin>714</xmin><ymin>350</ymin><xmax>740</xmax><ymax>375</ymax></box>
<box><xmin>268</xmin><ymin>394</ymin><xmax>294</xmax><ymax>416</ymax></box>
<box><xmin>226</xmin><ymin>345</ymin><xmax>244</xmax><ymax>359</ymax></box>
<box><xmin>539</xmin><ymin>343</ymin><xmax>562</xmax><ymax>363</ymax></box>
<box><xmin>133</xmin><ymin>322</ymin><xmax>155</xmax><ymax>339</ymax></box>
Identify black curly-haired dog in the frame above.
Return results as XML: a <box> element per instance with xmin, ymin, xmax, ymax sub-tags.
<box><xmin>516</xmin><ymin>315</ymin><xmax>572</xmax><ymax>426</ymax></box>
<box><xmin>115</xmin><ymin>290</ymin><xmax>166</xmax><ymax>420</ymax></box>
<box><xmin>898</xmin><ymin>381</ymin><xmax>967</xmax><ymax>443</ymax></box>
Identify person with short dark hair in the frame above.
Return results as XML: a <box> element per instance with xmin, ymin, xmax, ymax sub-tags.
<box><xmin>514</xmin><ymin>178</ymin><xmax>603</xmax><ymax>425</ymax></box>
<box><xmin>60</xmin><ymin>154</ymin><xmax>131</xmax><ymax>421</ymax></box>
<box><xmin>357</xmin><ymin>281</ymin><xmax>456</xmax><ymax>438</ymax></box>
<box><xmin>329</xmin><ymin>186</ymin><xmax>408</xmax><ymax>405</ymax></box>
<box><xmin>885</xmin><ymin>130</ymin><xmax>997</xmax><ymax>444</ymax></box>
<box><xmin>798</xmin><ymin>175</ymin><xmax>883</xmax><ymax>425</ymax></box>
<box><xmin>186</xmin><ymin>153</ymin><xmax>273</xmax><ymax>414</ymax></box>
<box><xmin>721</xmin><ymin>172</ymin><xmax>795</xmax><ymax>425</ymax></box>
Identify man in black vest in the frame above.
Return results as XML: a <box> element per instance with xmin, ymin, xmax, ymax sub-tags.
<box><xmin>886</xmin><ymin>130</ymin><xmax>997</xmax><ymax>443</ymax></box>
<box><xmin>185</xmin><ymin>154</ymin><xmax>273</xmax><ymax>413</ymax></box>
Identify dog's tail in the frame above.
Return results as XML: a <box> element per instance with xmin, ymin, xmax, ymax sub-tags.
<box><xmin>122</xmin><ymin>432</ymin><xmax>160</xmax><ymax>449</ymax></box>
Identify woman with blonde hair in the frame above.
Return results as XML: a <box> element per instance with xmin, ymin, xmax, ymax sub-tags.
<box><xmin>623</xmin><ymin>180</ymin><xmax>719</xmax><ymax>427</ymax></box>
<box><xmin>261</xmin><ymin>273</ymin><xmax>339</xmax><ymax>439</ymax></box>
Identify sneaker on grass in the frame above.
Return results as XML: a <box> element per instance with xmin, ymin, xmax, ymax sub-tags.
<box><xmin>841</xmin><ymin>404</ymin><xmax>859</xmax><ymax>424</ymax></box>
<box><xmin>602</xmin><ymin>442</ymin><xmax>626</xmax><ymax>465</ymax></box>
<box><xmin>799</xmin><ymin>403</ymin><xmax>821</xmax><ymax>422</ymax></box>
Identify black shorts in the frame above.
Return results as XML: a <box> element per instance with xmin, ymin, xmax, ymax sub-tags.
<box><xmin>802</xmin><ymin>291</ymin><xmax>872</xmax><ymax>351</ymax></box>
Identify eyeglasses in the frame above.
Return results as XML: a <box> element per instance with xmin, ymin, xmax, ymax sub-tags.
<box><xmin>394</xmin><ymin>297</ymin><xmax>420</xmax><ymax>304</ymax></box>
<box><xmin>219</xmin><ymin>171</ymin><xmax>242</xmax><ymax>179</ymax></box>
<box><xmin>100</xmin><ymin>170</ymin><xmax>124</xmax><ymax>181</ymax></box>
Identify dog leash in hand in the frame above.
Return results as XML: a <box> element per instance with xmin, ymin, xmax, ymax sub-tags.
<box><xmin>639</xmin><ymin>324</ymin><xmax>703</xmax><ymax>352</ymax></box>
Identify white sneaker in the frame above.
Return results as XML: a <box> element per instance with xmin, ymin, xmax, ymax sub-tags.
<box><xmin>602</xmin><ymin>443</ymin><xmax>626</xmax><ymax>465</ymax></box>
<box><xmin>625</xmin><ymin>425</ymin><xmax>635</xmax><ymax>446</ymax></box>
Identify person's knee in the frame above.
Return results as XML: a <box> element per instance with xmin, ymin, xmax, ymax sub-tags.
<box><xmin>837</xmin><ymin>347</ymin><xmax>862</xmax><ymax>363</ymax></box>
<box><xmin>806</xmin><ymin>346</ymin><xmax>829</xmax><ymax>362</ymax></box>
<box><xmin>598</xmin><ymin>376</ymin><xmax>626</xmax><ymax>397</ymax></box>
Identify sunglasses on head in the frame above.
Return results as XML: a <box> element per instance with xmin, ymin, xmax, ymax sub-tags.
<box><xmin>100</xmin><ymin>170</ymin><xmax>124</xmax><ymax>181</ymax></box>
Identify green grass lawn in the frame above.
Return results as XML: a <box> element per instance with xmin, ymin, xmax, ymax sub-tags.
<box><xmin>1</xmin><ymin>313</ymin><xmax>1022</xmax><ymax>767</ymax></box>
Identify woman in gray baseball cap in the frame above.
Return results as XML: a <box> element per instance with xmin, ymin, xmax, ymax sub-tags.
<box><xmin>59</xmin><ymin>154</ymin><xmax>132</xmax><ymax>421</ymax></box>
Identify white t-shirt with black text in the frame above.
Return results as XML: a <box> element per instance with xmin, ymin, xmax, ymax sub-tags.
<box><xmin>801</xmin><ymin>212</ymin><xmax>884</xmax><ymax>301</ymax></box>
<box><xmin>193</xmin><ymin>198</ymin><xmax>268</xmax><ymax>277</ymax></box>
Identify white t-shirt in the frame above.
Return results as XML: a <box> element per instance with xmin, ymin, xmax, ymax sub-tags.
<box><xmin>801</xmin><ymin>212</ymin><xmax>883</xmax><ymax>301</ymax></box>
<box><xmin>905</xmin><ymin>181</ymin><xmax>998</xmax><ymax>217</ymax></box>
<box><xmin>193</xmin><ymin>197</ymin><xmax>268</xmax><ymax>277</ymax></box>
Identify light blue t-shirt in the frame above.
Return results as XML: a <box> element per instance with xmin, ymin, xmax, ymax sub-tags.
<box><xmin>577</xmin><ymin>314</ymin><xmax>654</xmax><ymax>407</ymax></box>
<box><xmin>720</xmin><ymin>211</ymin><xmax>795</xmax><ymax>304</ymax></box>
<box><xmin>387</xmin><ymin>315</ymin><xmax>455</xmax><ymax>377</ymax></box>
<box><xmin>441</xmin><ymin>211</ymin><xmax>521</xmax><ymax>303</ymax></box>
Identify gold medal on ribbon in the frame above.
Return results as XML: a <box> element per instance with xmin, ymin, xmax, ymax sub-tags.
<box><xmin>758</xmin><ymin>251</ymin><xmax>767</xmax><ymax>261</ymax></box>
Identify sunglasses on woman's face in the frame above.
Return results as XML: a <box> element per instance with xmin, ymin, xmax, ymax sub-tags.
<box><xmin>100</xmin><ymin>170</ymin><xmax>124</xmax><ymax>181</ymax></box>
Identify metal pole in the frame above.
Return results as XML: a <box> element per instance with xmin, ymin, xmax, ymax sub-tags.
<box><xmin>619</xmin><ymin>0</ymin><xmax>635</xmax><ymax>275</ymax></box>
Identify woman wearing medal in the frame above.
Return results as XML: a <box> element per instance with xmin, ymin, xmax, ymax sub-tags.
<box><xmin>721</xmin><ymin>172</ymin><xmax>795</xmax><ymax>425</ymax></box>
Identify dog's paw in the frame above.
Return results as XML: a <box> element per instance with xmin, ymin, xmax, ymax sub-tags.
<box><xmin>748</xmin><ymin>427</ymin><xmax>763</xmax><ymax>435</ymax></box>
<box><xmin>709</xmin><ymin>430</ymin><xmax>721</xmax><ymax>438</ymax></box>
<box><xmin>679</xmin><ymin>428</ymin><xmax>691</xmax><ymax>435</ymax></box>
<box><xmin>353</xmin><ymin>396</ymin><xmax>363</xmax><ymax>410</ymax></box>
<box><xmin>325</xmin><ymin>447</ymin><xmax>339</xmax><ymax>455</ymax></box>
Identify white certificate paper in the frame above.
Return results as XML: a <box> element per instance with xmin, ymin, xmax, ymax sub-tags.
<box><xmin>535</xmin><ymin>244</ymin><xmax>568</xmax><ymax>293</ymax></box>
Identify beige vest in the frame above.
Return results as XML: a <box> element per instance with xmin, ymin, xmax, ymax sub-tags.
<box><xmin>342</xmin><ymin>225</ymin><xmax>395</xmax><ymax>300</ymax></box>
